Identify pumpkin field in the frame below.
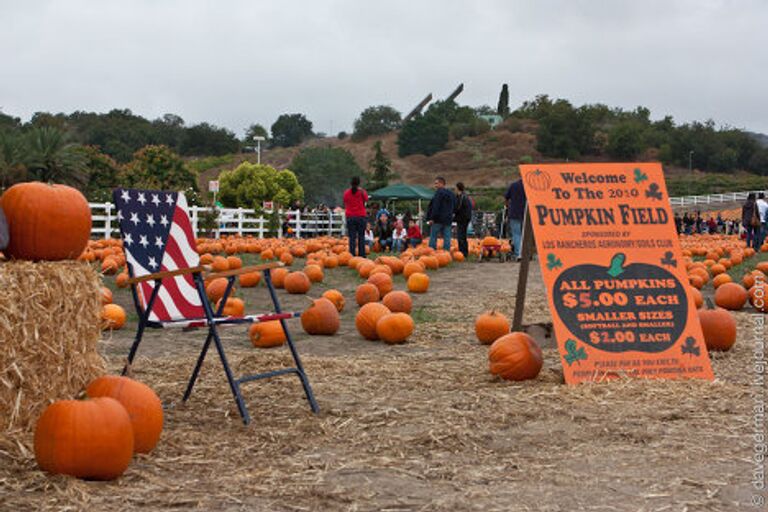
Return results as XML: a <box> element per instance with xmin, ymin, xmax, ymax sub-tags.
<box><xmin>1</xmin><ymin>224</ymin><xmax>766</xmax><ymax>511</ymax></box>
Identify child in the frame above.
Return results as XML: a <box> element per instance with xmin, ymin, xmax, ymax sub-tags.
<box><xmin>407</xmin><ymin>219</ymin><xmax>422</xmax><ymax>248</ymax></box>
<box><xmin>364</xmin><ymin>222</ymin><xmax>375</xmax><ymax>252</ymax></box>
<box><xmin>392</xmin><ymin>219</ymin><xmax>407</xmax><ymax>252</ymax></box>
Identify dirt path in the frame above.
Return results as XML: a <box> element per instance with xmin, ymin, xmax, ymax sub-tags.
<box><xmin>2</xmin><ymin>260</ymin><xmax>762</xmax><ymax>511</ymax></box>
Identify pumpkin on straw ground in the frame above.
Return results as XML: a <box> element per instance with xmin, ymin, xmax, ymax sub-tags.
<box><xmin>488</xmin><ymin>332</ymin><xmax>543</xmax><ymax>381</ymax></box>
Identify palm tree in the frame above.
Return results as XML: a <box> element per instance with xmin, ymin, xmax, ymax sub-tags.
<box><xmin>24</xmin><ymin>126</ymin><xmax>87</xmax><ymax>186</ymax></box>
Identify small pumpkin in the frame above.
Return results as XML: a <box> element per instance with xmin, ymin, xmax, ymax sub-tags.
<box><xmin>101</xmin><ymin>304</ymin><xmax>126</xmax><ymax>330</ymax></box>
<box><xmin>1</xmin><ymin>182</ymin><xmax>92</xmax><ymax>261</ymax></box>
<box><xmin>713</xmin><ymin>282</ymin><xmax>747</xmax><ymax>311</ymax></box>
<box><xmin>239</xmin><ymin>271</ymin><xmax>261</xmax><ymax>288</ymax></box>
<box><xmin>101</xmin><ymin>286</ymin><xmax>113</xmax><ymax>305</ymax></box>
<box><xmin>367</xmin><ymin>272</ymin><xmax>393</xmax><ymax>296</ymax></box>
<box><xmin>698</xmin><ymin>307</ymin><xmax>737</xmax><ymax>351</ymax></box>
<box><xmin>748</xmin><ymin>283</ymin><xmax>767</xmax><ymax>313</ymax></box>
<box><xmin>475</xmin><ymin>311</ymin><xmax>510</xmax><ymax>345</ymax></box>
<box><xmin>301</xmin><ymin>298</ymin><xmax>340</xmax><ymax>335</ymax></box>
<box><xmin>355</xmin><ymin>283</ymin><xmax>380</xmax><ymax>306</ymax></box>
<box><xmin>115</xmin><ymin>271</ymin><xmax>130</xmax><ymax>288</ymax></box>
<box><xmin>211</xmin><ymin>256</ymin><xmax>229</xmax><ymax>272</ymax></box>
<box><xmin>488</xmin><ymin>332</ymin><xmax>543</xmax><ymax>381</ymax></box>
<box><xmin>34</xmin><ymin>397</ymin><xmax>134</xmax><ymax>480</ymax></box>
<box><xmin>284</xmin><ymin>271</ymin><xmax>311</xmax><ymax>294</ymax></box>
<box><xmin>304</xmin><ymin>264</ymin><xmax>324</xmax><ymax>283</ymax></box>
<box><xmin>376</xmin><ymin>312</ymin><xmax>414</xmax><ymax>344</ymax></box>
<box><xmin>270</xmin><ymin>267</ymin><xmax>289</xmax><ymax>288</ymax></box>
<box><xmin>226</xmin><ymin>256</ymin><xmax>243</xmax><ymax>269</ymax></box>
<box><xmin>407</xmin><ymin>272</ymin><xmax>430</xmax><ymax>293</ymax></box>
<box><xmin>86</xmin><ymin>376</ymin><xmax>163</xmax><ymax>454</ymax></box>
<box><xmin>689</xmin><ymin>287</ymin><xmax>704</xmax><ymax>309</ymax></box>
<box><xmin>215</xmin><ymin>297</ymin><xmax>245</xmax><ymax>316</ymax></box>
<box><xmin>403</xmin><ymin>261</ymin><xmax>425</xmax><ymax>278</ymax></box>
<box><xmin>355</xmin><ymin>302</ymin><xmax>391</xmax><ymax>340</ymax></box>
<box><xmin>249</xmin><ymin>320</ymin><xmax>287</xmax><ymax>348</ymax></box>
<box><xmin>382</xmin><ymin>291</ymin><xmax>412</xmax><ymax>313</ymax></box>
<box><xmin>322</xmin><ymin>289</ymin><xmax>345</xmax><ymax>312</ymax></box>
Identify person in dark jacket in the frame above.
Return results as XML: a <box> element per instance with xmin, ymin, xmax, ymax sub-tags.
<box><xmin>453</xmin><ymin>182</ymin><xmax>472</xmax><ymax>257</ymax></box>
<box><xmin>742</xmin><ymin>193</ymin><xmax>759</xmax><ymax>249</ymax></box>
<box><xmin>426</xmin><ymin>176</ymin><xmax>455</xmax><ymax>250</ymax></box>
<box><xmin>374</xmin><ymin>213</ymin><xmax>394</xmax><ymax>252</ymax></box>
<box><xmin>504</xmin><ymin>179</ymin><xmax>527</xmax><ymax>260</ymax></box>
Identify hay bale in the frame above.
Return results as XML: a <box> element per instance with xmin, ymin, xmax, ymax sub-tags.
<box><xmin>0</xmin><ymin>260</ymin><xmax>105</xmax><ymax>434</ymax></box>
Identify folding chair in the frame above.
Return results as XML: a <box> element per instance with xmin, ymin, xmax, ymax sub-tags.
<box><xmin>112</xmin><ymin>188</ymin><xmax>318</xmax><ymax>424</ymax></box>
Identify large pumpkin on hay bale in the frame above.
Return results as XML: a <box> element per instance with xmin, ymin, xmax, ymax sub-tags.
<box><xmin>34</xmin><ymin>397</ymin><xmax>134</xmax><ymax>480</ymax></box>
<box><xmin>488</xmin><ymin>332</ymin><xmax>543</xmax><ymax>381</ymax></box>
<box><xmin>301</xmin><ymin>298</ymin><xmax>340</xmax><ymax>335</ymax></box>
<box><xmin>86</xmin><ymin>375</ymin><xmax>163</xmax><ymax>454</ymax></box>
<box><xmin>1</xmin><ymin>182</ymin><xmax>92</xmax><ymax>261</ymax></box>
<box><xmin>698</xmin><ymin>308</ymin><xmax>736</xmax><ymax>351</ymax></box>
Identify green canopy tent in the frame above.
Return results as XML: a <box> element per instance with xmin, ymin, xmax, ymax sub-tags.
<box><xmin>368</xmin><ymin>184</ymin><xmax>434</xmax><ymax>227</ymax></box>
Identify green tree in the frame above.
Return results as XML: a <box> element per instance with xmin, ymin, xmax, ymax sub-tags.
<box><xmin>244</xmin><ymin>123</ymin><xmax>269</xmax><ymax>143</ymax></box>
<box><xmin>397</xmin><ymin>111</ymin><xmax>449</xmax><ymax>157</ymax></box>
<box><xmin>180</xmin><ymin>123</ymin><xmax>240</xmax><ymax>156</ymax></box>
<box><xmin>218</xmin><ymin>162</ymin><xmax>303</xmax><ymax>208</ymax></box>
<box><xmin>75</xmin><ymin>145</ymin><xmax>124</xmax><ymax>201</ymax></box>
<box><xmin>290</xmin><ymin>147</ymin><xmax>364</xmax><ymax>205</ymax></box>
<box><xmin>497</xmin><ymin>84</ymin><xmax>510</xmax><ymax>117</ymax></box>
<box><xmin>124</xmin><ymin>145</ymin><xmax>198</xmax><ymax>194</ymax></box>
<box><xmin>351</xmin><ymin>105</ymin><xmax>401</xmax><ymax>141</ymax></box>
<box><xmin>24</xmin><ymin>126</ymin><xmax>88</xmax><ymax>186</ymax></box>
<box><xmin>606</xmin><ymin>121</ymin><xmax>646</xmax><ymax>160</ymax></box>
<box><xmin>270</xmin><ymin>113</ymin><xmax>314</xmax><ymax>147</ymax></box>
<box><xmin>0</xmin><ymin>131</ymin><xmax>27</xmax><ymax>188</ymax></box>
<box><xmin>368</xmin><ymin>141</ymin><xmax>393</xmax><ymax>191</ymax></box>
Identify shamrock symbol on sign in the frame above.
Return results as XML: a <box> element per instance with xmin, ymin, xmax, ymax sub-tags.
<box><xmin>681</xmin><ymin>336</ymin><xmax>700</xmax><ymax>357</ymax></box>
<box><xmin>660</xmin><ymin>251</ymin><xmax>677</xmax><ymax>268</ymax></box>
<box><xmin>563</xmin><ymin>339</ymin><xmax>588</xmax><ymax>366</ymax></box>
<box><xmin>546</xmin><ymin>253</ymin><xmax>563</xmax><ymax>271</ymax></box>
<box><xmin>645</xmin><ymin>183</ymin><xmax>663</xmax><ymax>201</ymax></box>
<box><xmin>633</xmin><ymin>168</ymin><xmax>648</xmax><ymax>184</ymax></box>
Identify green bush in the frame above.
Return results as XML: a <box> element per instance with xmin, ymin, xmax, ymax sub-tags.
<box><xmin>352</xmin><ymin>105</ymin><xmax>401</xmax><ymax>141</ymax></box>
<box><xmin>218</xmin><ymin>162</ymin><xmax>303</xmax><ymax>209</ymax></box>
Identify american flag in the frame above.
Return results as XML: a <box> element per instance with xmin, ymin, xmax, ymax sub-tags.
<box><xmin>113</xmin><ymin>188</ymin><xmax>204</xmax><ymax>322</ymax></box>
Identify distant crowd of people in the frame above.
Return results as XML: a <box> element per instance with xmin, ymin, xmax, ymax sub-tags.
<box><xmin>673</xmin><ymin>192</ymin><xmax>768</xmax><ymax>250</ymax></box>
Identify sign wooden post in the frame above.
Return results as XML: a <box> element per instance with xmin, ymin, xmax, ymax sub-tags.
<box><xmin>516</xmin><ymin>163</ymin><xmax>713</xmax><ymax>384</ymax></box>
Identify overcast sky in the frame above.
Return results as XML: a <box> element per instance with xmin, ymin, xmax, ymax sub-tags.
<box><xmin>1</xmin><ymin>0</ymin><xmax>767</xmax><ymax>136</ymax></box>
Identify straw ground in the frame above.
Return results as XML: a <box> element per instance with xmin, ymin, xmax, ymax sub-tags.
<box><xmin>0</xmin><ymin>261</ymin><xmax>761</xmax><ymax>511</ymax></box>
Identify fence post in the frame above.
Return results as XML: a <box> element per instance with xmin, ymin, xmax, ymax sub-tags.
<box><xmin>295</xmin><ymin>210</ymin><xmax>302</xmax><ymax>239</ymax></box>
<box><xmin>237</xmin><ymin>208</ymin><xmax>244</xmax><ymax>237</ymax></box>
<box><xmin>105</xmin><ymin>203</ymin><xmax>113</xmax><ymax>239</ymax></box>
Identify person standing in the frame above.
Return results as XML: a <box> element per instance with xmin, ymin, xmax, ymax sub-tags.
<box><xmin>742</xmin><ymin>193</ymin><xmax>759</xmax><ymax>249</ymax></box>
<box><xmin>454</xmin><ymin>182</ymin><xmax>472</xmax><ymax>258</ymax></box>
<box><xmin>343</xmin><ymin>176</ymin><xmax>368</xmax><ymax>256</ymax></box>
<box><xmin>756</xmin><ymin>192</ymin><xmax>768</xmax><ymax>249</ymax></box>
<box><xmin>504</xmin><ymin>178</ymin><xmax>527</xmax><ymax>261</ymax></box>
<box><xmin>426</xmin><ymin>176</ymin><xmax>455</xmax><ymax>251</ymax></box>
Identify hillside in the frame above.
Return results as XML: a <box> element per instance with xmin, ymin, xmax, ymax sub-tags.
<box><xmin>193</xmin><ymin>121</ymin><xmax>768</xmax><ymax>204</ymax></box>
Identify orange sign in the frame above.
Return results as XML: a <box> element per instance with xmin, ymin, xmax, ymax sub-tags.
<box><xmin>519</xmin><ymin>163</ymin><xmax>714</xmax><ymax>383</ymax></box>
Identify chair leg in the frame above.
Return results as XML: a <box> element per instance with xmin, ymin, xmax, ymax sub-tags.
<box><xmin>122</xmin><ymin>319</ymin><xmax>147</xmax><ymax>376</ymax></box>
<box><xmin>210</xmin><ymin>327</ymin><xmax>250</xmax><ymax>424</ymax></box>
<box><xmin>264</xmin><ymin>269</ymin><xmax>319</xmax><ymax>413</ymax></box>
<box><xmin>183</xmin><ymin>330</ymin><xmax>214</xmax><ymax>401</ymax></box>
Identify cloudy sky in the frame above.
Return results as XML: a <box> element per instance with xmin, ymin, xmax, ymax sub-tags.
<box><xmin>1</xmin><ymin>0</ymin><xmax>767</xmax><ymax>136</ymax></box>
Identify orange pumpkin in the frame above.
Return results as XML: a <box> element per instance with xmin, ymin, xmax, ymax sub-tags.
<box><xmin>101</xmin><ymin>286</ymin><xmax>113</xmax><ymax>305</ymax></box>
<box><xmin>270</xmin><ymin>267</ymin><xmax>289</xmax><ymax>288</ymax></box>
<box><xmin>748</xmin><ymin>283</ymin><xmax>767</xmax><ymax>313</ymax></box>
<box><xmin>303</xmin><ymin>264</ymin><xmax>324</xmax><ymax>283</ymax></box>
<box><xmin>355</xmin><ymin>283</ymin><xmax>380</xmax><ymax>306</ymax></box>
<box><xmin>403</xmin><ymin>261</ymin><xmax>425</xmax><ymax>278</ymax></box>
<box><xmin>1</xmin><ymin>182</ymin><xmax>92</xmax><ymax>260</ymax></box>
<box><xmin>689</xmin><ymin>287</ymin><xmax>704</xmax><ymax>309</ymax></box>
<box><xmin>206</xmin><ymin>277</ymin><xmax>232</xmax><ymax>303</ymax></box>
<box><xmin>322</xmin><ymin>289</ymin><xmax>345</xmax><ymax>312</ymax></box>
<box><xmin>115</xmin><ymin>271</ymin><xmax>130</xmax><ymax>288</ymax></box>
<box><xmin>215</xmin><ymin>297</ymin><xmax>245</xmax><ymax>316</ymax></box>
<box><xmin>488</xmin><ymin>332</ymin><xmax>543</xmax><ymax>381</ymax></box>
<box><xmin>301</xmin><ymin>298</ymin><xmax>340</xmax><ymax>335</ymax></box>
<box><xmin>86</xmin><ymin>376</ymin><xmax>163</xmax><ymax>454</ymax></box>
<box><xmin>284</xmin><ymin>271</ymin><xmax>311</xmax><ymax>294</ymax></box>
<box><xmin>376</xmin><ymin>313</ymin><xmax>415</xmax><ymax>344</ymax></box>
<box><xmin>407</xmin><ymin>272</ymin><xmax>430</xmax><ymax>293</ymax></box>
<box><xmin>367</xmin><ymin>272</ymin><xmax>393</xmax><ymax>296</ymax></box>
<box><xmin>355</xmin><ymin>302</ymin><xmax>391</xmax><ymax>340</ymax></box>
<box><xmin>382</xmin><ymin>291</ymin><xmax>412</xmax><ymax>313</ymax></box>
<box><xmin>34</xmin><ymin>397</ymin><xmax>134</xmax><ymax>480</ymax></box>
<box><xmin>239</xmin><ymin>271</ymin><xmax>261</xmax><ymax>288</ymax></box>
<box><xmin>698</xmin><ymin>308</ymin><xmax>736</xmax><ymax>351</ymax></box>
<box><xmin>712</xmin><ymin>273</ymin><xmax>732</xmax><ymax>288</ymax></box>
<box><xmin>475</xmin><ymin>311</ymin><xmax>510</xmax><ymax>345</ymax></box>
<box><xmin>713</xmin><ymin>282</ymin><xmax>747</xmax><ymax>311</ymax></box>
<box><xmin>249</xmin><ymin>320</ymin><xmax>287</xmax><ymax>348</ymax></box>
<box><xmin>211</xmin><ymin>256</ymin><xmax>229</xmax><ymax>272</ymax></box>
<box><xmin>226</xmin><ymin>256</ymin><xmax>243</xmax><ymax>269</ymax></box>
<box><xmin>101</xmin><ymin>304</ymin><xmax>126</xmax><ymax>330</ymax></box>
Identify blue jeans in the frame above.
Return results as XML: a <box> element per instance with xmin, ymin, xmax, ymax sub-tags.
<box><xmin>746</xmin><ymin>225</ymin><xmax>758</xmax><ymax>250</ymax></box>
<box><xmin>509</xmin><ymin>217</ymin><xmax>523</xmax><ymax>258</ymax></box>
<box><xmin>378</xmin><ymin>238</ymin><xmax>393</xmax><ymax>252</ymax></box>
<box><xmin>429</xmin><ymin>223</ymin><xmax>451</xmax><ymax>251</ymax></box>
<box><xmin>346</xmin><ymin>216</ymin><xmax>366</xmax><ymax>256</ymax></box>
<box><xmin>392</xmin><ymin>239</ymin><xmax>404</xmax><ymax>252</ymax></box>
<box><xmin>409</xmin><ymin>238</ymin><xmax>421</xmax><ymax>248</ymax></box>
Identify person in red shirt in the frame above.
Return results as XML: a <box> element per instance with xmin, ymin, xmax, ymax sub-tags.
<box><xmin>343</xmin><ymin>176</ymin><xmax>368</xmax><ymax>256</ymax></box>
<box><xmin>407</xmin><ymin>219</ymin><xmax>422</xmax><ymax>248</ymax></box>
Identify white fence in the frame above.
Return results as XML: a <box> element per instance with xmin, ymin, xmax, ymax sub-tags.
<box><xmin>668</xmin><ymin>189</ymin><xmax>767</xmax><ymax>209</ymax></box>
<box><xmin>89</xmin><ymin>203</ymin><xmax>346</xmax><ymax>239</ymax></box>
